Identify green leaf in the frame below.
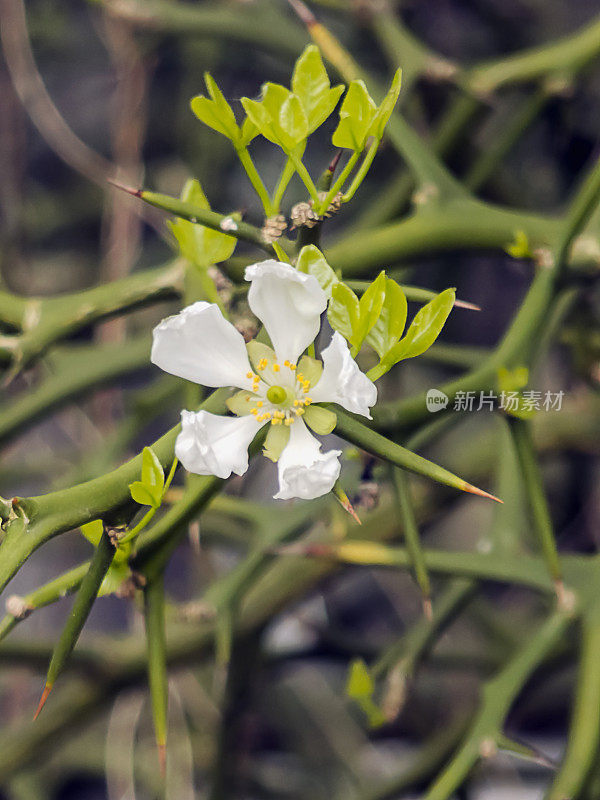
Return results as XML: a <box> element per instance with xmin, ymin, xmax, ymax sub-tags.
<box><xmin>241</xmin><ymin>96</ymin><xmax>276</xmax><ymax>143</ymax></box>
<box><xmin>304</xmin><ymin>405</ymin><xmax>337</xmax><ymax>435</ymax></box>
<box><xmin>80</xmin><ymin>519</ymin><xmax>103</xmax><ymax>547</ymax></box>
<box><xmin>129</xmin><ymin>481</ymin><xmax>158</xmax><ymax>508</ymax></box>
<box><xmin>240</xmin><ymin>115</ymin><xmax>259</xmax><ymax>147</ymax></box>
<box><xmin>369</xmin><ymin>67</ymin><xmax>402</xmax><ymax>140</ymax></box>
<box><xmin>99</xmin><ymin>560</ymin><xmax>130</xmax><ymax>597</ymax></box>
<box><xmin>346</xmin><ymin>657</ymin><xmax>374</xmax><ymax>700</ymax></box>
<box><xmin>141</xmin><ymin>447</ymin><xmax>164</xmax><ymax>502</ymax></box>
<box><xmin>506</xmin><ymin>229</ymin><xmax>534</xmax><ymax>259</ymax></box>
<box><xmin>278</xmin><ymin>93</ymin><xmax>309</xmax><ymax>150</ymax></box>
<box><xmin>226</xmin><ymin>390</ymin><xmax>260</xmax><ymax>416</ymax></box>
<box><xmin>366</xmin><ymin>278</ymin><xmax>408</xmax><ymax>358</ymax></box>
<box><xmin>292</xmin><ymin>45</ymin><xmax>344</xmax><ymax>133</ymax></box>
<box><xmin>263</xmin><ymin>423</ymin><xmax>291</xmax><ymax>462</ymax></box>
<box><xmin>296</xmin><ymin>245</ymin><xmax>339</xmax><ymax>297</ymax></box>
<box><xmin>381</xmin><ymin>287</ymin><xmax>455</xmax><ymax>367</ymax></box>
<box><xmin>190</xmin><ymin>73</ymin><xmax>240</xmax><ymax>141</ymax></box>
<box><xmin>169</xmin><ymin>179</ymin><xmax>237</xmax><ymax>267</ymax></box>
<box><xmin>357</xmin><ymin>271</ymin><xmax>387</xmax><ymax>345</ymax></box>
<box><xmin>328</xmin><ymin>283</ymin><xmax>361</xmax><ymax>345</ymax></box>
<box><xmin>332</xmin><ymin>80</ymin><xmax>377</xmax><ymax>151</ymax></box>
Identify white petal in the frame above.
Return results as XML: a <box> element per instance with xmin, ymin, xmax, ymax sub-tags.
<box><xmin>274</xmin><ymin>420</ymin><xmax>341</xmax><ymax>500</ymax></box>
<box><xmin>245</xmin><ymin>260</ymin><xmax>327</xmax><ymax>364</ymax></box>
<box><xmin>175</xmin><ymin>410</ymin><xmax>263</xmax><ymax>479</ymax></box>
<box><xmin>309</xmin><ymin>332</ymin><xmax>377</xmax><ymax>418</ymax></box>
<box><xmin>152</xmin><ymin>302</ymin><xmax>254</xmax><ymax>389</ymax></box>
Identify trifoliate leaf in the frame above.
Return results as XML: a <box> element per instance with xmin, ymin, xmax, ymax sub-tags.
<box><xmin>366</xmin><ymin>278</ymin><xmax>408</xmax><ymax>358</ymax></box>
<box><xmin>292</xmin><ymin>45</ymin><xmax>344</xmax><ymax>133</ymax></box>
<box><xmin>368</xmin><ymin>68</ymin><xmax>402</xmax><ymax>140</ymax></box>
<box><xmin>296</xmin><ymin>245</ymin><xmax>339</xmax><ymax>297</ymax></box>
<box><xmin>357</xmin><ymin>271</ymin><xmax>387</xmax><ymax>344</ymax></box>
<box><xmin>346</xmin><ymin>657</ymin><xmax>374</xmax><ymax>700</ymax></box>
<box><xmin>141</xmin><ymin>447</ymin><xmax>164</xmax><ymax>500</ymax></box>
<box><xmin>380</xmin><ymin>287</ymin><xmax>455</xmax><ymax>367</ymax></box>
<box><xmin>328</xmin><ymin>283</ymin><xmax>361</xmax><ymax>345</ymax></box>
<box><xmin>332</xmin><ymin>80</ymin><xmax>377</xmax><ymax>151</ymax></box>
<box><xmin>190</xmin><ymin>73</ymin><xmax>240</xmax><ymax>142</ymax></box>
<box><xmin>169</xmin><ymin>179</ymin><xmax>237</xmax><ymax>267</ymax></box>
<box><xmin>129</xmin><ymin>481</ymin><xmax>158</xmax><ymax>509</ymax></box>
<box><xmin>80</xmin><ymin>519</ymin><xmax>103</xmax><ymax>547</ymax></box>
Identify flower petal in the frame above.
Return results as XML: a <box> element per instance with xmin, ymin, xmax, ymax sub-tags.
<box><xmin>274</xmin><ymin>420</ymin><xmax>341</xmax><ymax>500</ymax></box>
<box><xmin>309</xmin><ymin>332</ymin><xmax>377</xmax><ymax>418</ymax></box>
<box><xmin>176</xmin><ymin>410</ymin><xmax>263</xmax><ymax>479</ymax></box>
<box><xmin>152</xmin><ymin>302</ymin><xmax>254</xmax><ymax>389</ymax></box>
<box><xmin>245</xmin><ymin>260</ymin><xmax>327</xmax><ymax>364</ymax></box>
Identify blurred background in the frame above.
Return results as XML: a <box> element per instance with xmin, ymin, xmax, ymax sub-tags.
<box><xmin>1</xmin><ymin>0</ymin><xmax>600</xmax><ymax>798</ymax></box>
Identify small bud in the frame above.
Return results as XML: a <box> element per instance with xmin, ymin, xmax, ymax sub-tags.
<box><xmin>311</xmin><ymin>191</ymin><xmax>343</xmax><ymax>219</ymax></box>
<box><xmin>290</xmin><ymin>201</ymin><xmax>320</xmax><ymax>230</ymax></box>
<box><xmin>261</xmin><ymin>214</ymin><xmax>287</xmax><ymax>244</ymax></box>
<box><xmin>6</xmin><ymin>594</ymin><xmax>33</xmax><ymax>620</ymax></box>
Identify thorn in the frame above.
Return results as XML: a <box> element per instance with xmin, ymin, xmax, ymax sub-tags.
<box><xmin>157</xmin><ymin>742</ymin><xmax>167</xmax><ymax>777</ymax></box>
<box><xmin>422</xmin><ymin>596</ymin><xmax>433</xmax><ymax>621</ymax></box>
<box><xmin>328</xmin><ymin>150</ymin><xmax>343</xmax><ymax>175</ymax></box>
<box><xmin>454</xmin><ymin>298</ymin><xmax>481</xmax><ymax>311</ymax></box>
<box><xmin>463</xmin><ymin>483</ymin><xmax>503</xmax><ymax>503</ymax></box>
<box><xmin>33</xmin><ymin>683</ymin><xmax>53</xmax><ymax>720</ymax></box>
<box><xmin>286</xmin><ymin>0</ymin><xmax>316</xmax><ymax>26</ymax></box>
<box><xmin>332</xmin><ymin>482</ymin><xmax>362</xmax><ymax>524</ymax></box>
<box><xmin>107</xmin><ymin>178</ymin><xmax>142</xmax><ymax>197</ymax></box>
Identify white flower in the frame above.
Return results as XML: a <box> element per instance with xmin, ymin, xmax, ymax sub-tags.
<box><xmin>151</xmin><ymin>260</ymin><xmax>377</xmax><ymax>500</ymax></box>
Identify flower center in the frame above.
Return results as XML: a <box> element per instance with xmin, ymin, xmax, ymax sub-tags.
<box><xmin>266</xmin><ymin>385</ymin><xmax>287</xmax><ymax>405</ymax></box>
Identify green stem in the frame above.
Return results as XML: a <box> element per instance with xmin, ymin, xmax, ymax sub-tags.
<box><xmin>144</xmin><ymin>574</ymin><xmax>169</xmax><ymax>774</ymax></box>
<box><xmin>334</xmin><ymin>409</ymin><xmax>498</xmax><ymax>500</ymax></box>
<box><xmin>271</xmin><ymin>156</ymin><xmax>296</xmax><ymax>212</ymax></box>
<box><xmin>392</xmin><ymin>467</ymin><xmax>431</xmax><ymax>604</ymax></box>
<box><xmin>547</xmin><ymin>611</ymin><xmax>600</xmax><ymax>799</ymax></box>
<box><xmin>424</xmin><ymin>610</ymin><xmax>573</xmax><ymax>799</ymax></box>
<box><xmin>510</xmin><ymin>417</ymin><xmax>562</xmax><ymax>583</ymax></box>
<box><xmin>316</xmin><ymin>150</ymin><xmax>360</xmax><ymax>215</ymax></box>
<box><xmin>44</xmin><ymin>529</ymin><xmax>116</xmax><ymax>692</ymax></box>
<box><xmin>342</xmin><ymin>139</ymin><xmax>379</xmax><ymax>202</ymax></box>
<box><xmin>288</xmin><ymin>149</ymin><xmax>319</xmax><ymax>202</ymax></box>
<box><xmin>235</xmin><ymin>147</ymin><xmax>274</xmax><ymax>216</ymax></box>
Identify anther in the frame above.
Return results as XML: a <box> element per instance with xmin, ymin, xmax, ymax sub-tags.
<box><xmin>304</xmin><ymin>397</ymin><xmax>312</xmax><ymax>405</ymax></box>
<box><xmin>257</xmin><ymin>401</ymin><xmax>263</xmax><ymax>407</ymax></box>
<box><xmin>273</xmin><ymin>363</ymin><xmax>280</xmax><ymax>372</ymax></box>
<box><xmin>246</xmin><ymin>371</ymin><xmax>254</xmax><ymax>379</ymax></box>
<box><xmin>284</xmin><ymin>417</ymin><xmax>293</xmax><ymax>426</ymax></box>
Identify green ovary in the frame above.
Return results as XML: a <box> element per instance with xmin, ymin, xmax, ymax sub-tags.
<box><xmin>266</xmin><ymin>385</ymin><xmax>288</xmax><ymax>405</ymax></box>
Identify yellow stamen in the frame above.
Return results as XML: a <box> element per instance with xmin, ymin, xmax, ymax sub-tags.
<box><xmin>250</xmin><ymin>408</ymin><xmax>258</xmax><ymax>415</ymax></box>
<box><xmin>304</xmin><ymin>397</ymin><xmax>312</xmax><ymax>405</ymax></box>
<box><xmin>272</xmin><ymin>418</ymin><xmax>282</xmax><ymax>425</ymax></box>
<box><xmin>273</xmin><ymin>363</ymin><xmax>280</xmax><ymax>372</ymax></box>
<box><xmin>256</xmin><ymin>401</ymin><xmax>263</xmax><ymax>407</ymax></box>
<box><xmin>295</xmin><ymin>407</ymin><xmax>305</xmax><ymax>416</ymax></box>
<box><xmin>284</xmin><ymin>360</ymin><xmax>290</xmax><ymax>367</ymax></box>
<box><xmin>284</xmin><ymin>417</ymin><xmax>293</xmax><ymax>426</ymax></box>
<box><xmin>246</xmin><ymin>371</ymin><xmax>254</xmax><ymax>379</ymax></box>
<box><xmin>289</xmin><ymin>363</ymin><xmax>296</xmax><ymax>371</ymax></box>
<box><xmin>293</xmin><ymin>400</ymin><xmax>299</xmax><ymax>407</ymax></box>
